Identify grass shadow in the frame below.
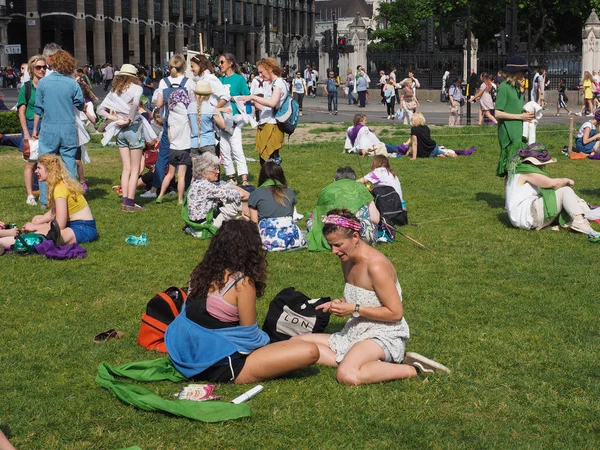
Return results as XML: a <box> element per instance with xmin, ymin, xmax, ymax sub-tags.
<box><xmin>476</xmin><ymin>192</ymin><xmax>504</xmax><ymax>209</ymax></box>
<box><xmin>496</xmin><ymin>212</ymin><xmax>513</xmax><ymax>227</ymax></box>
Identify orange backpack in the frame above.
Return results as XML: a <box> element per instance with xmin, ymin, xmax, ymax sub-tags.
<box><xmin>137</xmin><ymin>287</ymin><xmax>187</xmax><ymax>352</ymax></box>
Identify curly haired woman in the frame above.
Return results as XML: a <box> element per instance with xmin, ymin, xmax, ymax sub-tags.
<box><xmin>165</xmin><ymin>220</ymin><xmax>319</xmax><ymax>383</ymax></box>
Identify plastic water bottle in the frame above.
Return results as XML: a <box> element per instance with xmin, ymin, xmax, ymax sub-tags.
<box><xmin>401</xmin><ymin>200</ymin><xmax>407</xmax><ymax>210</ymax></box>
<box><xmin>245</xmin><ymin>101</ymin><xmax>252</xmax><ymax>114</ymax></box>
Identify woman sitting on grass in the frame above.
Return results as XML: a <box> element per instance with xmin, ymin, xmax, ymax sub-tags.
<box><xmin>344</xmin><ymin>113</ymin><xmax>401</xmax><ymax>156</ymax></box>
<box><xmin>186</xmin><ymin>152</ymin><xmax>249</xmax><ymax>229</ymax></box>
<box><xmin>165</xmin><ymin>220</ymin><xmax>319</xmax><ymax>383</ymax></box>
<box><xmin>406</xmin><ymin>112</ymin><xmax>457</xmax><ymax>159</ymax></box>
<box><xmin>0</xmin><ymin>154</ymin><xmax>98</xmax><ymax>249</ymax></box>
<box><xmin>505</xmin><ymin>147</ymin><xmax>598</xmax><ymax>236</ymax></box>
<box><xmin>574</xmin><ymin>110</ymin><xmax>600</xmax><ymax>155</ymax></box>
<box><xmin>248</xmin><ymin>161</ymin><xmax>306</xmax><ymax>251</ymax></box>
<box><xmin>294</xmin><ymin>208</ymin><xmax>450</xmax><ymax>385</ymax></box>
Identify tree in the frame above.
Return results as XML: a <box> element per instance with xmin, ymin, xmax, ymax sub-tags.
<box><xmin>370</xmin><ymin>0</ymin><xmax>432</xmax><ymax>50</ymax></box>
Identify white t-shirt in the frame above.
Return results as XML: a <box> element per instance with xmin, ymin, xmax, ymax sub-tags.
<box><xmin>506</xmin><ymin>174</ymin><xmax>539</xmax><ymax>230</ymax></box>
<box><xmin>259</xmin><ymin>77</ymin><xmax>288</xmax><ymax>125</ymax></box>
<box><xmin>292</xmin><ymin>77</ymin><xmax>307</xmax><ymax>94</ymax></box>
<box><xmin>364</xmin><ymin>167</ymin><xmax>403</xmax><ymax>200</ymax></box>
<box><xmin>250</xmin><ymin>76</ymin><xmax>267</xmax><ymax>96</ymax></box>
<box><xmin>168</xmin><ymin>103</ymin><xmax>192</xmax><ymax>150</ymax></box>
<box><xmin>157</xmin><ymin>75</ymin><xmax>197</xmax><ymax>114</ymax></box>
<box><xmin>79</xmin><ymin>101</ymin><xmax>96</xmax><ymax>123</ymax></box>
<box><xmin>197</xmin><ymin>70</ymin><xmax>230</xmax><ymax>107</ymax></box>
<box><xmin>577</xmin><ymin>121</ymin><xmax>594</xmax><ymax>139</ymax></box>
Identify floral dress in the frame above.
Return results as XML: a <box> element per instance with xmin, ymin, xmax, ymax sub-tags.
<box><xmin>329</xmin><ymin>281</ymin><xmax>410</xmax><ymax>363</ymax></box>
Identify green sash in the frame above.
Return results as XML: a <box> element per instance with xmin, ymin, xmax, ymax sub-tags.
<box><xmin>96</xmin><ymin>358</ymin><xmax>250</xmax><ymax>422</ymax></box>
<box><xmin>514</xmin><ymin>163</ymin><xmax>569</xmax><ymax>225</ymax></box>
<box><xmin>259</xmin><ymin>179</ymin><xmax>284</xmax><ymax>188</ymax></box>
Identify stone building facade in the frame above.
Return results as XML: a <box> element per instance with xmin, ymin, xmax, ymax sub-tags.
<box><xmin>6</xmin><ymin>0</ymin><xmax>315</xmax><ymax>66</ymax></box>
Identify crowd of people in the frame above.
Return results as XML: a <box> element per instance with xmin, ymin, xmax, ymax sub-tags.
<box><xmin>5</xmin><ymin>45</ymin><xmax>600</xmax><ymax>410</ymax></box>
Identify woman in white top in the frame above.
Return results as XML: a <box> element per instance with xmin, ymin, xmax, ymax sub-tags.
<box><xmin>238</xmin><ymin>57</ymin><xmax>288</xmax><ymax>165</ymax></box>
<box><xmin>250</xmin><ymin>72</ymin><xmax>267</xmax><ymax>121</ymax></box>
<box><xmin>344</xmin><ymin>113</ymin><xmax>400</xmax><ymax>156</ymax></box>
<box><xmin>505</xmin><ymin>152</ymin><xmax>597</xmax><ymax>235</ymax></box>
<box><xmin>97</xmin><ymin>64</ymin><xmax>146</xmax><ymax>212</ymax></box>
<box><xmin>292</xmin><ymin>71</ymin><xmax>307</xmax><ymax>116</ymax></box>
<box><xmin>142</xmin><ymin>54</ymin><xmax>196</xmax><ymax>199</ymax></box>
<box><xmin>358</xmin><ymin>155</ymin><xmax>403</xmax><ymax>201</ymax></box>
<box><xmin>293</xmin><ymin>208</ymin><xmax>450</xmax><ymax>384</ymax></box>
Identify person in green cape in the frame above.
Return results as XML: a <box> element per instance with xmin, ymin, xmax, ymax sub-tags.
<box><xmin>505</xmin><ymin>144</ymin><xmax>599</xmax><ymax>236</ymax></box>
<box><xmin>307</xmin><ymin>167</ymin><xmax>380</xmax><ymax>251</ymax></box>
<box><xmin>495</xmin><ymin>55</ymin><xmax>536</xmax><ymax>178</ymax></box>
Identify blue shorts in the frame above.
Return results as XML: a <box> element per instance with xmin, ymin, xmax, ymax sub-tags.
<box><xmin>115</xmin><ymin>120</ymin><xmax>144</xmax><ymax>149</ymax></box>
<box><xmin>68</xmin><ymin>219</ymin><xmax>99</xmax><ymax>244</ymax></box>
<box><xmin>575</xmin><ymin>138</ymin><xmax>596</xmax><ymax>154</ymax></box>
<box><xmin>429</xmin><ymin>144</ymin><xmax>444</xmax><ymax>157</ymax></box>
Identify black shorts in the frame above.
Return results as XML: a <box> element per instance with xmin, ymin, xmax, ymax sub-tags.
<box><xmin>75</xmin><ymin>146</ymin><xmax>82</xmax><ymax>161</ymax></box>
<box><xmin>168</xmin><ymin>149</ymin><xmax>192</xmax><ymax>167</ymax></box>
<box><xmin>191</xmin><ymin>353</ymin><xmax>247</xmax><ymax>383</ymax></box>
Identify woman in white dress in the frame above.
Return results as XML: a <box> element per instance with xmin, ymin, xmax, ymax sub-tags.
<box><xmin>293</xmin><ymin>209</ymin><xmax>450</xmax><ymax>385</ymax></box>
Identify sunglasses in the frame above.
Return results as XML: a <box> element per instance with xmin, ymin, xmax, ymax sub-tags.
<box><xmin>35</xmin><ymin>65</ymin><xmax>47</xmax><ymax>70</ymax></box>
<box><xmin>218</xmin><ymin>60</ymin><xmax>227</xmax><ymax>65</ymax></box>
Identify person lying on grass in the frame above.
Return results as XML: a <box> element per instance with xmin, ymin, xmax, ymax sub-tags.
<box><xmin>293</xmin><ymin>208</ymin><xmax>450</xmax><ymax>385</ymax></box>
<box><xmin>165</xmin><ymin>220</ymin><xmax>319</xmax><ymax>383</ymax></box>
<box><xmin>505</xmin><ymin>146</ymin><xmax>599</xmax><ymax>236</ymax></box>
<box><xmin>404</xmin><ymin>112</ymin><xmax>457</xmax><ymax>159</ymax></box>
<box><xmin>0</xmin><ymin>154</ymin><xmax>98</xmax><ymax>250</ymax></box>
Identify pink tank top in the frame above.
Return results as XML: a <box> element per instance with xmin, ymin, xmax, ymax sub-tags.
<box><xmin>205</xmin><ymin>273</ymin><xmax>243</xmax><ymax>323</ymax></box>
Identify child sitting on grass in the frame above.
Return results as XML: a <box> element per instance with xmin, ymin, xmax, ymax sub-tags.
<box><xmin>156</xmin><ymin>89</ymin><xmax>192</xmax><ymax>205</ymax></box>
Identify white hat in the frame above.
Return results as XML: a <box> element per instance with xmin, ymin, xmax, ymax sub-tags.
<box><xmin>117</xmin><ymin>64</ymin><xmax>138</xmax><ymax>78</ymax></box>
<box><xmin>194</xmin><ymin>80</ymin><xmax>214</xmax><ymax>95</ymax></box>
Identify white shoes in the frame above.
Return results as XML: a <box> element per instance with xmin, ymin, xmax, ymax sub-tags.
<box><xmin>26</xmin><ymin>195</ymin><xmax>37</xmax><ymax>206</ymax></box>
<box><xmin>140</xmin><ymin>190</ymin><xmax>157</xmax><ymax>198</ymax></box>
<box><xmin>570</xmin><ymin>218</ymin><xmax>594</xmax><ymax>235</ymax></box>
<box><xmin>403</xmin><ymin>352</ymin><xmax>451</xmax><ymax>374</ymax></box>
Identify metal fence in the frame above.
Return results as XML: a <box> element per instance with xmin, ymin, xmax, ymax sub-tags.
<box><xmin>367</xmin><ymin>49</ymin><xmax>583</xmax><ymax>90</ymax></box>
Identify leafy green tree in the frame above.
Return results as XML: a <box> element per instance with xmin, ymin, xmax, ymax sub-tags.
<box><xmin>369</xmin><ymin>0</ymin><xmax>432</xmax><ymax>50</ymax></box>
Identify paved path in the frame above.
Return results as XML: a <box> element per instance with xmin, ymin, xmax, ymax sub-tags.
<box><xmin>1</xmin><ymin>84</ymin><xmax>586</xmax><ymax>127</ymax></box>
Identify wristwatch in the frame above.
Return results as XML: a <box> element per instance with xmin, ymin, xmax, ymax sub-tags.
<box><xmin>352</xmin><ymin>304</ymin><xmax>360</xmax><ymax>318</ymax></box>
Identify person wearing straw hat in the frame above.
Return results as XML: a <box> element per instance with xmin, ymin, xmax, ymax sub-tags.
<box><xmin>97</xmin><ymin>63</ymin><xmax>147</xmax><ymax>211</ymax></box>
<box><xmin>193</xmin><ymin>80</ymin><xmax>229</xmax><ymax>156</ymax></box>
<box><xmin>505</xmin><ymin>144</ymin><xmax>598</xmax><ymax>236</ymax></box>
<box><xmin>495</xmin><ymin>55</ymin><xmax>536</xmax><ymax>178</ymax></box>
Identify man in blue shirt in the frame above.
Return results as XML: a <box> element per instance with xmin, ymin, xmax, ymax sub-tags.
<box><xmin>323</xmin><ymin>70</ymin><xmax>339</xmax><ymax>115</ymax></box>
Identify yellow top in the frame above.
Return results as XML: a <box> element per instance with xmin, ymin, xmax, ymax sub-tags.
<box><xmin>584</xmin><ymin>79</ymin><xmax>593</xmax><ymax>100</ymax></box>
<box><xmin>53</xmin><ymin>181</ymin><xmax>87</xmax><ymax>215</ymax></box>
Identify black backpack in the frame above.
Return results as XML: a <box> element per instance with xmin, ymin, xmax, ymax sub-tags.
<box><xmin>262</xmin><ymin>288</ymin><xmax>331</xmax><ymax>342</ymax></box>
<box><xmin>372</xmin><ymin>185</ymin><xmax>408</xmax><ymax>226</ymax></box>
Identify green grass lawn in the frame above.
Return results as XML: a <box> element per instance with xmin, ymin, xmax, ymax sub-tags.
<box><xmin>1</xmin><ymin>126</ymin><xmax>600</xmax><ymax>449</ymax></box>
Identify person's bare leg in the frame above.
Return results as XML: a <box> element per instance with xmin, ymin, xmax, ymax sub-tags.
<box><xmin>24</xmin><ymin>161</ymin><xmax>36</xmax><ymax>196</ymax></box>
<box><xmin>176</xmin><ymin>164</ymin><xmax>187</xmax><ymax>204</ymax></box>
<box><xmin>485</xmin><ymin>110</ymin><xmax>498</xmax><ymax>124</ymax></box>
<box><xmin>335</xmin><ymin>340</ymin><xmax>417</xmax><ymax>386</ymax></box>
<box><xmin>0</xmin><ymin>236</ymin><xmax>16</xmax><ymax>249</ymax></box>
<box><xmin>292</xmin><ymin>333</ymin><xmax>338</xmax><ymax>366</ymax></box>
<box><xmin>128</xmin><ymin>148</ymin><xmax>143</xmax><ymax>201</ymax></box>
<box><xmin>61</xmin><ymin>227</ymin><xmax>77</xmax><ymax>245</ymax></box>
<box><xmin>234</xmin><ymin>340</ymin><xmax>319</xmax><ymax>384</ymax></box>
<box><xmin>0</xmin><ymin>430</ymin><xmax>16</xmax><ymax>450</ymax></box>
<box><xmin>158</xmin><ymin>165</ymin><xmax>175</xmax><ymax>199</ymax></box>
<box><xmin>77</xmin><ymin>160</ymin><xmax>85</xmax><ymax>183</ymax></box>
<box><xmin>119</xmin><ymin>147</ymin><xmax>132</xmax><ymax>199</ymax></box>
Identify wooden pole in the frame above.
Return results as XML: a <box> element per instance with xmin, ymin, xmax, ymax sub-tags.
<box><xmin>397</xmin><ymin>231</ymin><xmax>435</xmax><ymax>253</ymax></box>
<box><xmin>199</xmin><ymin>33</ymin><xmax>204</xmax><ymax>54</ymax></box>
<box><xmin>568</xmin><ymin>116</ymin><xmax>574</xmax><ymax>155</ymax></box>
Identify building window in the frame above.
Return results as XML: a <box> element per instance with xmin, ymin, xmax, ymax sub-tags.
<box><xmin>184</xmin><ymin>0</ymin><xmax>193</xmax><ymax>17</ymax></box>
<box><xmin>197</xmin><ymin>0</ymin><xmax>206</xmax><ymax>17</ymax></box>
<box><xmin>245</xmin><ymin>3</ymin><xmax>252</xmax><ymax>25</ymax></box>
<box><xmin>234</xmin><ymin>1</ymin><xmax>241</xmax><ymax>24</ymax></box>
<box><xmin>154</xmin><ymin>0</ymin><xmax>162</xmax><ymax>20</ymax></box>
<box><xmin>223</xmin><ymin>0</ymin><xmax>230</xmax><ymax>21</ymax></box>
<box><xmin>254</xmin><ymin>5</ymin><xmax>262</xmax><ymax>26</ymax></box>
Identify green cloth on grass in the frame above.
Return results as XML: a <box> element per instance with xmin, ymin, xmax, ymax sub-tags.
<box><xmin>514</xmin><ymin>163</ymin><xmax>570</xmax><ymax>225</ymax></box>
<box><xmin>306</xmin><ymin>179</ymin><xmax>374</xmax><ymax>251</ymax></box>
<box><xmin>96</xmin><ymin>358</ymin><xmax>251</xmax><ymax>422</ymax></box>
